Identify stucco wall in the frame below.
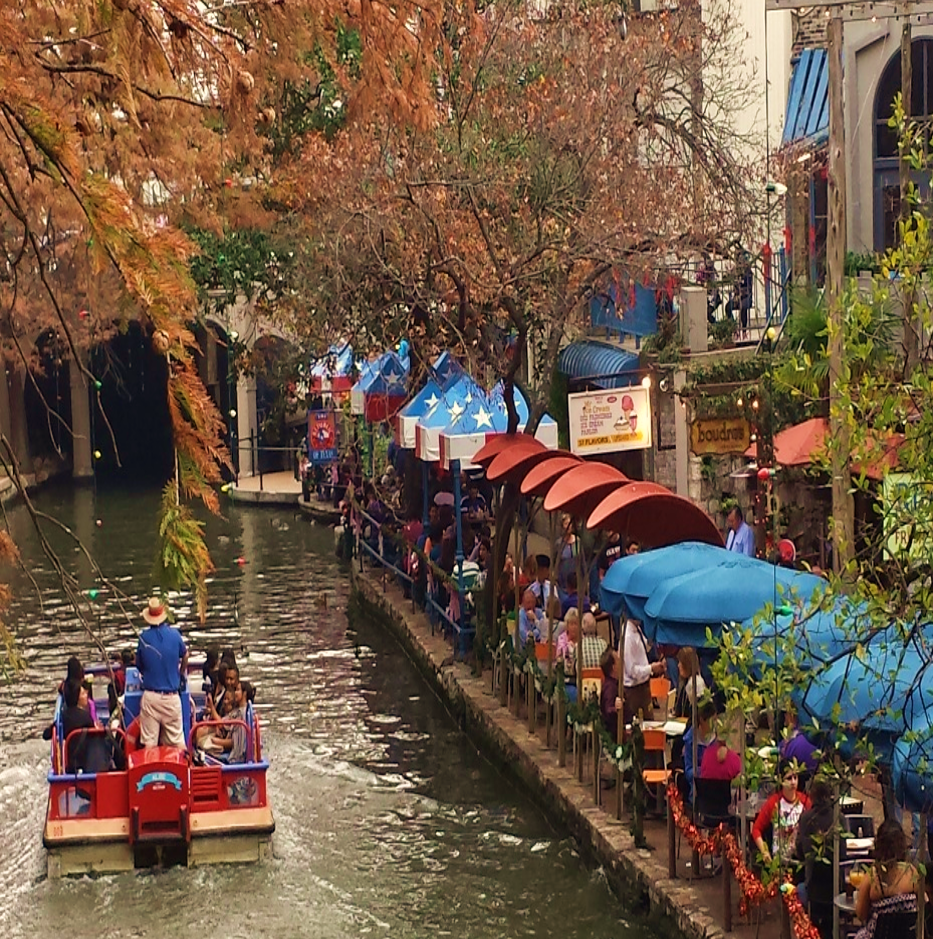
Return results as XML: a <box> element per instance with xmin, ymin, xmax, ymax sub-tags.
<box><xmin>845</xmin><ymin>22</ymin><xmax>933</xmax><ymax>252</ymax></box>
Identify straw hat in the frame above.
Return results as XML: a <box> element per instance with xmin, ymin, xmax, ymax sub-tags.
<box><xmin>142</xmin><ymin>597</ymin><xmax>168</xmax><ymax>625</ymax></box>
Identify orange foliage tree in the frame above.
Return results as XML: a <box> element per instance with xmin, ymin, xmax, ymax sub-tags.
<box><xmin>269</xmin><ymin>0</ymin><xmax>764</xmax><ymax>642</ymax></box>
<box><xmin>0</xmin><ymin>0</ymin><xmax>452</xmax><ymax>625</ymax></box>
<box><xmin>276</xmin><ymin>0</ymin><xmax>763</xmax><ymax>418</ymax></box>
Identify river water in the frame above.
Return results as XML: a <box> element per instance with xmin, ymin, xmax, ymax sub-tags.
<box><xmin>0</xmin><ymin>483</ymin><xmax>656</xmax><ymax>939</ymax></box>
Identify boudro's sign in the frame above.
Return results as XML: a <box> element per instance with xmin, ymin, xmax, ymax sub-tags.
<box><xmin>690</xmin><ymin>417</ymin><xmax>750</xmax><ymax>456</ymax></box>
<box><xmin>568</xmin><ymin>387</ymin><xmax>652</xmax><ymax>456</ymax></box>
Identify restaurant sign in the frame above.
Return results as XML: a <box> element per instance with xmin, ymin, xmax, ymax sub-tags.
<box><xmin>567</xmin><ymin>387</ymin><xmax>651</xmax><ymax>456</ymax></box>
<box><xmin>690</xmin><ymin>418</ymin><xmax>750</xmax><ymax>456</ymax></box>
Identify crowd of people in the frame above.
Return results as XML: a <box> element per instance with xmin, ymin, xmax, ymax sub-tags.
<box><xmin>47</xmin><ymin>597</ymin><xmax>258</xmax><ymax>775</ymax></box>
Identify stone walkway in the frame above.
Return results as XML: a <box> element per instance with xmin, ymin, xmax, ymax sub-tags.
<box><xmin>229</xmin><ymin>471</ymin><xmax>301</xmax><ymax>505</ymax></box>
<box><xmin>352</xmin><ymin>563</ymin><xmax>886</xmax><ymax>939</ymax></box>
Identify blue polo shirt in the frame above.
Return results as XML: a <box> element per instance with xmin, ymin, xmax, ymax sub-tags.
<box><xmin>137</xmin><ymin>625</ymin><xmax>187</xmax><ymax>693</ymax></box>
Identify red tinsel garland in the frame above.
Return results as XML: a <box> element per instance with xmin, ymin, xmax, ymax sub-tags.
<box><xmin>666</xmin><ymin>784</ymin><xmax>822</xmax><ymax>939</ymax></box>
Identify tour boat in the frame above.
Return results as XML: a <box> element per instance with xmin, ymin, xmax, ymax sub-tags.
<box><xmin>44</xmin><ymin>665</ymin><xmax>274</xmax><ymax>878</ymax></box>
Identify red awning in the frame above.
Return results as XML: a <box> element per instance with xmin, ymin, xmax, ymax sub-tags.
<box><xmin>745</xmin><ymin>417</ymin><xmax>828</xmax><ymax>466</ymax></box>
<box><xmin>473</xmin><ymin>434</ymin><xmax>540</xmax><ymax>467</ymax></box>
<box><xmin>520</xmin><ymin>456</ymin><xmax>583</xmax><ymax>498</ymax></box>
<box><xmin>542</xmin><ymin>463</ymin><xmax>630</xmax><ymax>518</ymax></box>
<box><xmin>588</xmin><ymin>482</ymin><xmax>724</xmax><ymax>549</ymax></box>
<box><xmin>487</xmin><ymin>444</ymin><xmax>575</xmax><ymax>484</ymax></box>
<box><xmin>745</xmin><ymin>417</ymin><xmax>903</xmax><ymax>480</ymax></box>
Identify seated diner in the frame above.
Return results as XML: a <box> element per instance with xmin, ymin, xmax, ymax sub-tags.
<box><xmin>854</xmin><ymin>819</ymin><xmax>919</xmax><ymax>939</ymax></box>
<box><xmin>751</xmin><ymin>758</ymin><xmax>811</xmax><ymax>865</ymax></box>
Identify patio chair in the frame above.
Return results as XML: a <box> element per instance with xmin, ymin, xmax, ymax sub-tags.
<box><xmin>650</xmin><ymin>677</ymin><xmax>671</xmax><ymax>720</ymax></box>
<box><xmin>641</xmin><ymin>728</ymin><xmax>671</xmax><ymax>814</ymax></box>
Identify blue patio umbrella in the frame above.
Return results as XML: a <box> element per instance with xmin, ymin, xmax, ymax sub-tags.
<box><xmin>796</xmin><ymin>638</ymin><xmax>927</xmax><ymax>762</ymax></box>
<box><xmin>643</xmin><ymin>558</ymin><xmax>825</xmax><ymax>646</ymax></box>
<box><xmin>892</xmin><ymin>720</ymin><xmax>933</xmax><ymax>812</ymax></box>
<box><xmin>746</xmin><ymin>597</ymin><xmax>872</xmax><ymax>670</ymax></box>
<box><xmin>599</xmin><ymin>542</ymin><xmax>730</xmax><ymax>621</ymax></box>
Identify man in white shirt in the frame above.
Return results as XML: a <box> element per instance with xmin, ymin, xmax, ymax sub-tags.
<box><xmin>725</xmin><ymin>506</ymin><xmax>755</xmax><ymax>557</ymax></box>
<box><xmin>622</xmin><ymin>617</ymin><xmax>664</xmax><ymax>723</ymax></box>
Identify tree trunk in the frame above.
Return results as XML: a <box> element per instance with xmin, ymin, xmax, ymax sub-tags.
<box><xmin>827</xmin><ymin>14</ymin><xmax>854</xmax><ymax>573</ymax></box>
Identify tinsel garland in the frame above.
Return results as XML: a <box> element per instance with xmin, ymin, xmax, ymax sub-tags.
<box><xmin>666</xmin><ymin>784</ymin><xmax>822</xmax><ymax>939</ymax></box>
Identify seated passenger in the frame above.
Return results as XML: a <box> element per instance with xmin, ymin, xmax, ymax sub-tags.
<box><xmin>62</xmin><ymin>678</ymin><xmax>112</xmax><ymax>774</ymax></box>
<box><xmin>212</xmin><ymin>680</ymin><xmax>254</xmax><ymax>763</ymax></box>
<box><xmin>64</xmin><ymin>656</ymin><xmax>98</xmax><ymax>724</ymax></box>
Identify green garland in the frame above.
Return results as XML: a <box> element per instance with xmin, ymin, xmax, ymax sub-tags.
<box><xmin>508</xmin><ymin>636</ymin><xmax>633</xmax><ymax>773</ymax></box>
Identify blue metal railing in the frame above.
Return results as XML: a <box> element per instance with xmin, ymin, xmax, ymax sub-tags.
<box><xmin>352</xmin><ymin>503</ymin><xmax>476</xmax><ymax>659</ymax></box>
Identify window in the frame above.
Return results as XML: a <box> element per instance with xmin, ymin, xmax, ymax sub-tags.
<box><xmin>874</xmin><ymin>39</ymin><xmax>933</xmax><ymax>249</ymax></box>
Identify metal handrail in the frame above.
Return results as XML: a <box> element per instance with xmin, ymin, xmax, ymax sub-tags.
<box><xmin>352</xmin><ymin>500</ymin><xmax>476</xmax><ymax>654</ymax></box>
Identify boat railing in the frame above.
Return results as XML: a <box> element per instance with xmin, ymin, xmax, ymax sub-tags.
<box><xmin>62</xmin><ymin>726</ymin><xmax>126</xmax><ymax>775</ymax></box>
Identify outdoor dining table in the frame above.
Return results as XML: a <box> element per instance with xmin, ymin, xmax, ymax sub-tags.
<box><xmin>840</xmin><ymin>794</ymin><xmax>864</xmax><ymax>815</ymax></box>
<box><xmin>833</xmin><ymin>892</ymin><xmax>858</xmax><ymax>916</ymax></box>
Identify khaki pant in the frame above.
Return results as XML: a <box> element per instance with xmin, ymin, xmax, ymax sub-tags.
<box><xmin>139</xmin><ymin>690</ymin><xmax>186</xmax><ymax>749</ymax></box>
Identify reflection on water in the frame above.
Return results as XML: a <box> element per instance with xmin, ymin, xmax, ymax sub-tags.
<box><xmin>0</xmin><ymin>483</ymin><xmax>656</xmax><ymax>939</ymax></box>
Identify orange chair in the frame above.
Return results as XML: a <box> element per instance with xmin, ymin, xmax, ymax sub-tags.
<box><xmin>650</xmin><ymin>677</ymin><xmax>671</xmax><ymax>719</ymax></box>
<box><xmin>641</xmin><ymin>728</ymin><xmax>671</xmax><ymax>814</ymax></box>
<box><xmin>572</xmin><ymin>668</ymin><xmax>604</xmax><ymax>783</ymax></box>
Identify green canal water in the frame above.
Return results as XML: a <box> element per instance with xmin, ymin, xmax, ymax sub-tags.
<box><xmin>0</xmin><ymin>483</ymin><xmax>660</xmax><ymax>939</ymax></box>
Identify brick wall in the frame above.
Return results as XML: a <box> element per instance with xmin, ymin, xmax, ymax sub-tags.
<box><xmin>793</xmin><ymin>10</ymin><xmax>828</xmax><ymax>55</ymax></box>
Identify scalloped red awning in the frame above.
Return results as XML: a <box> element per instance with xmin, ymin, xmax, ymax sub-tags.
<box><xmin>487</xmin><ymin>444</ymin><xmax>575</xmax><ymax>484</ymax></box>
<box><xmin>520</xmin><ymin>456</ymin><xmax>583</xmax><ymax>498</ymax></box>
<box><xmin>542</xmin><ymin>462</ymin><xmax>630</xmax><ymax>518</ymax></box>
<box><xmin>588</xmin><ymin>482</ymin><xmax>724</xmax><ymax>549</ymax></box>
<box><xmin>473</xmin><ymin>434</ymin><xmax>541</xmax><ymax>468</ymax></box>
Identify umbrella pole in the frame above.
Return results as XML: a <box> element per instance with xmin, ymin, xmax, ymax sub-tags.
<box><xmin>453</xmin><ymin>459</ymin><xmax>465</xmax><ymax>660</ymax></box>
<box><xmin>545</xmin><ymin>512</ymin><xmax>556</xmax><ymax>748</ymax></box>
<box><xmin>511</xmin><ymin>511</ymin><xmax>523</xmax><ymax>717</ymax></box>
<box><xmin>832</xmin><ymin>782</ymin><xmax>840</xmax><ymax>939</ymax></box>
<box><xmin>421</xmin><ymin>461</ymin><xmax>429</xmax><ymax>527</ymax></box>
<box><xmin>691</xmin><ymin>673</ymin><xmax>699</xmax><ymax>877</ymax></box>
<box><xmin>619</xmin><ymin>617</ymin><xmax>627</xmax><ymax>818</ymax></box>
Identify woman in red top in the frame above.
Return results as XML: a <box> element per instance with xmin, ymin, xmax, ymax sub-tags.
<box><xmin>751</xmin><ymin>759</ymin><xmax>811</xmax><ymax>864</ymax></box>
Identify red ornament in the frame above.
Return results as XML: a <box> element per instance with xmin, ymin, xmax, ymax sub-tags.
<box><xmin>236</xmin><ymin>557</ymin><xmax>246</xmax><ymax>566</ymax></box>
<box><xmin>224</xmin><ymin>177</ymin><xmax>234</xmax><ymax>188</ymax></box>
<box><xmin>78</xmin><ymin>309</ymin><xmax>89</xmax><ymax>320</ymax></box>
<box><xmin>757</xmin><ymin>467</ymin><xmax>771</xmax><ymax>481</ymax></box>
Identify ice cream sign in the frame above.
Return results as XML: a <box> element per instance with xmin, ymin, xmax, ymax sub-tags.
<box><xmin>567</xmin><ymin>387</ymin><xmax>652</xmax><ymax>456</ymax></box>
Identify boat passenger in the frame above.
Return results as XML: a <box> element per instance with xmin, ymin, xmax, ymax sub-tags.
<box><xmin>212</xmin><ymin>680</ymin><xmax>254</xmax><ymax>764</ymax></box>
<box><xmin>854</xmin><ymin>819</ymin><xmax>919</xmax><ymax>939</ymax></box>
<box><xmin>136</xmin><ymin>597</ymin><xmax>188</xmax><ymax>749</ymax></box>
<box><xmin>63</xmin><ymin>657</ymin><xmax>98</xmax><ymax>724</ymax></box>
<box><xmin>202</xmin><ymin>646</ymin><xmax>221</xmax><ymax>697</ymax></box>
<box><xmin>219</xmin><ymin>664</ymin><xmax>239</xmax><ymax>717</ymax></box>
<box><xmin>62</xmin><ymin>679</ymin><xmax>112</xmax><ymax>774</ymax></box>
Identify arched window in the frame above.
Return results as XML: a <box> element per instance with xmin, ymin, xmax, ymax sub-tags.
<box><xmin>874</xmin><ymin>38</ymin><xmax>933</xmax><ymax>248</ymax></box>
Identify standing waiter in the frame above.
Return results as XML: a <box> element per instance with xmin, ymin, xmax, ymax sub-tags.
<box><xmin>136</xmin><ymin>597</ymin><xmax>188</xmax><ymax>749</ymax></box>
